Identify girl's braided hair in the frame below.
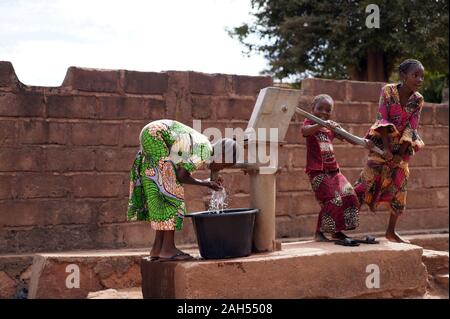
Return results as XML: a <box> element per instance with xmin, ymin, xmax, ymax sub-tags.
<box><xmin>311</xmin><ymin>94</ymin><xmax>334</xmax><ymax>109</ymax></box>
<box><xmin>399</xmin><ymin>59</ymin><xmax>423</xmax><ymax>75</ymax></box>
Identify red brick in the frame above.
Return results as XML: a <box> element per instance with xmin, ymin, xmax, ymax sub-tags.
<box><xmin>420</xmin><ymin>105</ymin><xmax>434</xmax><ymax>125</ymax></box>
<box><xmin>98</xmin><ymin>199</ymin><xmax>127</xmax><ymax>223</ymax></box>
<box><xmin>216</xmin><ymin>97</ymin><xmax>254</xmax><ymax>120</ymax></box>
<box><xmin>62</xmin><ymin>67</ymin><xmax>121</xmax><ymax>93</ymax></box>
<box><xmin>184</xmin><ymin>184</ymin><xmax>210</xmax><ymax>201</ymax></box>
<box><xmin>72</xmin><ymin>174</ymin><xmax>125</xmax><ymax>198</ymax></box>
<box><xmin>434</xmin><ymin>148</ymin><xmax>449</xmax><ymax>167</ymax></box>
<box><xmin>124</xmin><ymin>70</ymin><xmax>168</xmax><ymax>94</ymax></box>
<box><xmin>228</xmin><ymin>172</ymin><xmax>250</xmax><ymax>194</ymax></box>
<box><xmin>277</xmin><ymin>170</ymin><xmax>310</xmax><ymax>191</ymax></box>
<box><xmin>421</xmin><ymin>126</ymin><xmax>448</xmax><ymax>145</ymax></box>
<box><xmin>228</xmin><ymin>194</ymin><xmax>250</xmax><ymax>209</ymax></box>
<box><xmin>301</xmin><ymin>78</ymin><xmax>346</xmax><ymax>101</ymax></box>
<box><xmin>121</xmin><ymin>221</ymin><xmax>156</xmax><ymax>246</ymax></box>
<box><xmin>15</xmin><ymin>174</ymin><xmax>71</xmax><ymax>199</ymax></box>
<box><xmin>334</xmin><ymin>146</ymin><xmax>368</xmax><ymax>167</ymax></box>
<box><xmin>47</xmin><ymin>95</ymin><xmax>97</xmax><ymax>119</ymax></box>
<box><xmin>95</xmin><ymin>148</ymin><xmax>136</xmax><ymax>172</ymax></box>
<box><xmin>71</xmin><ymin>122</ymin><xmax>120</xmax><ymax>146</ymax></box>
<box><xmin>347</xmin><ymin>81</ymin><xmax>385</xmax><ymax>102</ymax></box>
<box><xmin>0</xmin><ymin>92</ymin><xmax>44</xmax><ymax>117</ymax></box>
<box><xmin>143</xmin><ymin>98</ymin><xmax>166</xmax><ymax>120</ymax></box>
<box><xmin>0</xmin><ymin>120</ymin><xmax>17</xmax><ymax>146</ymax></box>
<box><xmin>409</xmin><ymin>148</ymin><xmax>433</xmax><ymax>167</ymax></box>
<box><xmin>0</xmin><ymin>61</ymin><xmax>18</xmax><ymax>87</ymax></box>
<box><xmin>285</xmin><ymin>123</ymin><xmax>304</xmax><ymax>144</ymax></box>
<box><xmin>292</xmin><ymin>96</ymin><xmax>314</xmax><ymax>122</ymax></box>
<box><xmin>276</xmin><ymin>215</ymin><xmax>314</xmax><ymax>238</ymax></box>
<box><xmin>44</xmin><ymin>148</ymin><xmax>95</xmax><ymax>172</ymax></box>
<box><xmin>345</xmin><ymin>124</ymin><xmax>371</xmax><ymax>138</ymax></box>
<box><xmin>185</xmin><ymin>198</ymin><xmax>208</xmax><ymax>212</ymax></box>
<box><xmin>291</xmin><ymin>192</ymin><xmax>320</xmax><ymax>215</ymax></box>
<box><xmin>291</xmin><ymin>147</ymin><xmax>307</xmax><ymax>168</ymax></box>
<box><xmin>275</xmin><ymin>193</ymin><xmax>293</xmax><ymax>217</ymax></box>
<box><xmin>188</xmin><ymin>72</ymin><xmax>229</xmax><ymax>95</ymax></box>
<box><xmin>48</xmin><ymin>122</ymin><xmax>70</xmax><ymax>145</ymax></box>
<box><xmin>18</xmin><ymin>119</ymin><xmax>49</xmax><ymax>144</ymax></box>
<box><xmin>407</xmin><ymin>189</ymin><xmax>438</xmax><ymax>209</ymax></box>
<box><xmin>121</xmin><ymin>122</ymin><xmax>147</xmax><ymax>147</ymax></box>
<box><xmin>0</xmin><ymin>200</ymin><xmax>95</xmax><ymax>227</ymax></box>
<box><xmin>0</xmin><ymin>176</ymin><xmax>14</xmax><ymax>199</ymax></box>
<box><xmin>278</xmin><ymin>147</ymin><xmax>291</xmax><ymax>169</ymax></box>
<box><xmin>191</xmin><ymin>96</ymin><xmax>212</xmax><ymax>119</ymax></box>
<box><xmin>232</xmin><ymin>75</ymin><xmax>272</xmax><ymax>96</ymax></box>
<box><xmin>436</xmin><ymin>105</ymin><xmax>449</xmax><ymax>125</ymax></box>
<box><xmin>0</xmin><ymin>147</ymin><xmax>45</xmax><ymax>171</ymax></box>
<box><xmin>410</xmin><ymin>168</ymin><xmax>449</xmax><ymax>188</ymax></box>
<box><xmin>333</xmin><ymin>102</ymin><xmax>372</xmax><ymax>123</ymax></box>
<box><xmin>96</xmin><ymin>96</ymin><xmax>144</xmax><ymax>120</ymax></box>
<box><xmin>435</xmin><ymin>188</ymin><xmax>449</xmax><ymax>208</ymax></box>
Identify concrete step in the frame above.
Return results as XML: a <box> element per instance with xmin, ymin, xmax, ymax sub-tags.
<box><xmin>1</xmin><ymin>232</ymin><xmax>447</xmax><ymax>299</ymax></box>
<box><xmin>406</xmin><ymin>233</ymin><xmax>449</xmax><ymax>252</ymax></box>
<box><xmin>422</xmin><ymin>249</ymin><xmax>449</xmax><ymax>276</ymax></box>
<box><xmin>141</xmin><ymin>239</ymin><xmax>428</xmax><ymax>299</ymax></box>
<box><xmin>87</xmin><ymin>288</ymin><xmax>143</xmax><ymax>299</ymax></box>
<box><xmin>27</xmin><ymin>248</ymin><xmax>153</xmax><ymax>299</ymax></box>
<box><xmin>435</xmin><ymin>274</ymin><xmax>449</xmax><ymax>290</ymax></box>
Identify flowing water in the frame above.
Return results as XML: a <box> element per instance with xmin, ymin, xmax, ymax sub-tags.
<box><xmin>208</xmin><ymin>187</ymin><xmax>229</xmax><ymax>213</ymax></box>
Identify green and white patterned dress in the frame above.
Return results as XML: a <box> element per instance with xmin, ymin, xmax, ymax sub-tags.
<box><xmin>127</xmin><ymin>120</ymin><xmax>212</xmax><ymax>231</ymax></box>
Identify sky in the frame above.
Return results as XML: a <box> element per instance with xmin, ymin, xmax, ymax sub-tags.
<box><xmin>0</xmin><ymin>0</ymin><xmax>267</xmax><ymax>86</ymax></box>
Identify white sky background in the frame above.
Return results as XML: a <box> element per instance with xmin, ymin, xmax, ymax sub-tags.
<box><xmin>0</xmin><ymin>0</ymin><xmax>267</xmax><ymax>86</ymax></box>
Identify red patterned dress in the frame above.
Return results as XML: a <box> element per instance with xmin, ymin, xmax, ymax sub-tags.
<box><xmin>303</xmin><ymin>119</ymin><xmax>360</xmax><ymax>234</ymax></box>
<box><xmin>353</xmin><ymin>83</ymin><xmax>425</xmax><ymax>215</ymax></box>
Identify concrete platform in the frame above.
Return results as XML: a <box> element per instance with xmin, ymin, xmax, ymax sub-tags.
<box><xmin>27</xmin><ymin>249</ymin><xmax>150</xmax><ymax>299</ymax></box>
<box><xmin>141</xmin><ymin>239</ymin><xmax>428</xmax><ymax>299</ymax></box>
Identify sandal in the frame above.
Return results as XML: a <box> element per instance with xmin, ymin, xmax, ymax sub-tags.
<box><xmin>334</xmin><ymin>238</ymin><xmax>360</xmax><ymax>247</ymax></box>
<box><xmin>158</xmin><ymin>252</ymin><xmax>194</xmax><ymax>262</ymax></box>
<box><xmin>354</xmin><ymin>235</ymin><xmax>379</xmax><ymax>244</ymax></box>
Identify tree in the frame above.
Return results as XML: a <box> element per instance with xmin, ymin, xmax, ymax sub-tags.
<box><xmin>230</xmin><ymin>0</ymin><xmax>449</xmax><ymax>83</ymax></box>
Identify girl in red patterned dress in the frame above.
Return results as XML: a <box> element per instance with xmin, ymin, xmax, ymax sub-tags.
<box><xmin>302</xmin><ymin>94</ymin><xmax>374</xmax><ymax>243</ymax></box>
<box><xmin>353</xmin><ymin>59</ymin><xmax>425</xmax><ymax>243</ymax></box>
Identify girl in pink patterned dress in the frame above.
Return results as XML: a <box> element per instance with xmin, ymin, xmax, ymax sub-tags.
<box><xmin>354</xmin><ymin>59</ymin><xmax>425</xmax><ymax>243</ymax></box>
<box><xmin>302</xmin><ymin>94</ymin><xmax>373</xmax><ymax>243</ymax></box>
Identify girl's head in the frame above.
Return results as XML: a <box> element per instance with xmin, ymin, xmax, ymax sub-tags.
<box><xmin>311</xmin><ymin>94</ymin><xmax>334</xmax><ymax>121</ymax></box>
<box><xmin>399</xmin><ymin>59</ymin><xmax>424</xmax><ymax>92</ymax></box>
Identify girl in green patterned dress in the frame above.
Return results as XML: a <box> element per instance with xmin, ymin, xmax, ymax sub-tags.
<box><xmin>127</xmin><ymin>119</ymin><xmax>238</xmax><ymax>261</ymax></box>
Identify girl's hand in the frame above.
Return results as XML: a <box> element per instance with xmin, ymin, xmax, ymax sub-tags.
<box><xmin>383</xmin><ymin>149</ymin><xmax>393</xmax><ymax>161</ymax></box>
<box><xmin>207</xmin><ymin>181</ymin><xmax>222</xmax><ymax>191</ymax></box>
<box><xmin>325</xmin><ymin>120</ymin><xmax>342</xmax><ymax>130</ymax></box>
<box><xmin>364</xmin><ymin>139</ymin><xmax>375</xmax><ymax>150</ymax></box>
<box><xmin>392</xmin><ymin>155</ymin><xmax>403</xmax><ymax>164</ymax></box>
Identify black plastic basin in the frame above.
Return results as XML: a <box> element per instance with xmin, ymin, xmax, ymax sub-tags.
<box><xmin>186</xmin><ymin>208</ymin><xmax>259</xmax><ymax>259</ymax></box>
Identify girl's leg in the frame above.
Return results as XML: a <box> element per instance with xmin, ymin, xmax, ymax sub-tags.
<box><xmin>159</xmin><ymin>230</ymin><xmax>192</xmax><ymax>259</ymax></box>
<box><xmin>314</xmin><ymin>215</ymin><xmax>330</xmax><ymax>242</ymax></box>
<box><xmin>150</xmin><ymin>230</ymin><xmax>164</xmax><ymax>257</ymax></box>
<box><xmin>385</xmin><ymin>211</ymin><xmax>410</xmax><ymax>243</ymax></box>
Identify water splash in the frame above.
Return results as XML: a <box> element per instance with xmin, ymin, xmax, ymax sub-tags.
<box><xmin>208</xmin><ymin>187</ymin><xmax>229</xmax><ymax>214</ymax></box>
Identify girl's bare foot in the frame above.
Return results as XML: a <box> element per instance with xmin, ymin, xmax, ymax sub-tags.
<box><xmin>314</xmin><ymin>231</ymin><xmax>330</xmax><ymax>242</ymax></box>
<box><xmin>385</xmin><ymin>231</ymin><xmax>410</xmax><ymax>243</ymax></box>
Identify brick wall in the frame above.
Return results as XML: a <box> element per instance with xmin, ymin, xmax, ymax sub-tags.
<box><xmin>0</xmin><ymin>61</ymin><xmax>448</xmax><ymax>254</ymax></box>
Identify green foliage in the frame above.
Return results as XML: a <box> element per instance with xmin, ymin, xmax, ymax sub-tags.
<box><xmin>230</xmin><ymin>0</ymin><xmax>449</xmax><ymax>82</ymax></box>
